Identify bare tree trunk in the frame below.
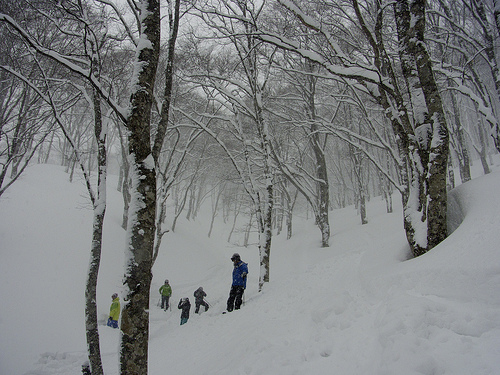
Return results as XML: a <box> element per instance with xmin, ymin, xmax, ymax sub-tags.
<box><xmin>384</xmin><ymin>185</ymin><xmax>393</xmax><ymax>214</ymax></box>
<box><xmin>447</xmin><ymin>156</ymin><xmax>455</xmax><ymax>191</ymax></box>
<box><xmin>227</xmin><ymin>200</ymin><xmax>241</xmax><ymax>243</ymax></box>
<box><xmin>10</xmin><ymin>86</ymin><xmax>29</xmax><ymax>179</ymax></box>
<box><xmin>253</xmin><ymin>89</ymin><xmax>273</xmax><ymax>291</ymax></box>
<box><xmin>351</xmin><ymin>146</ymin><xmax>368</xmax><ymax>225</ymax></box>
<box><xmin>172</xmin><ymin>188</ymin><xmax>186</xmax><ymax>232</ymax></box>
<box><xmin>244</xmin><ymin>211</ymin><xmax>253</xmax><ymax>248</ymax></box>
<box><xmin>394</xmin><ymin>0</ymin><xmax>449</xmax><ymax>256</ymax></box>
<box><xmin>305</xmin><ymin>60</ymin><xmax>330</xmax><ymax>247</ymax></box>
<box><xmin>43</xmin><ymin>127</ymin><xmax>55</xmax><ymax>163</ymax></box>
<box><xmin>477</xmin><ymin>119</ymin><xmax>491</xmax><ymax>175</ymax></box>
<box><xmin>284</xmin><ymin>186</ymin><xmax>297</xmax><ymax>240</ymax></box>
<box><xmin>85</xmin><ymin>86</ymin><xmax>106</xmax><ymax>375</ymax></box>
<box><xmin>448</xmin><ymin>84</ymin><xmax>470</xmax><ymax>183</ymax></box>
<box><xmin>151</xmin><ymin>0</ymin><xmax>181</xmax><ymax>266</ymax></box>
<box><xmin>258</xmin><ymin>182</ymin><xmax>273</xmax><ymax>291</ymax></box>
<box><xmin>121</xmin><ymin>167</ymin><xmax>130</xmax><ymax>230</ymax></box>
<box><xmin>152</xmin><ymin>194</ymin><xmax>169</xmax><ymax>265</ymax></box>
<box><xmin>117</xmin><ymin>163</ymin><xmax>124</xmax><ymax>192</ymax></box>
<box><xmin>208</xmin><ymin>187</ymin><xmax>222</xmax><ymax>238</ymax></box>
<box><xmin>119</xmin><ymin>1</ymin><xmax>160</xmax><ymax>374</ymax></box>
<box><xmin>185</xmin><ymin>184</ymin><xmax>195</xmax><ymax>220</ymax></box>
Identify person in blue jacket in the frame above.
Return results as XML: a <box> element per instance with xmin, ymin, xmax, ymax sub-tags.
<box><xmin>226</xmin><ymin>253</ymin><xmax>248</xmax><ymax>312</ymax></box>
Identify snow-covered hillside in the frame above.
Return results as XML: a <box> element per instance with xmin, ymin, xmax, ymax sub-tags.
<box><xmin>1</xmin><ymin>163</ymin><xmax>500</xmax><ymax>375</ymax></box>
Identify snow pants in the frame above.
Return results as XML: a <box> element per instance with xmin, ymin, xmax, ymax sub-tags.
<box><xmin>195</xmin><ymin>299</ymin><xmax>209</xmax><ymax>313</ymax></box>
<box><xmin>107</xmin><ymin>317</ymin><xmax>118</xmax><ymax>329</ymax></box>
<box><xmin>227</xmin><ymin>285</ymin><xmax>245</xmax><ymax>312</ymax></box>
<box><xmin>161</xmin><ymin>295</ymin><xmax>170</xmax><ymax>310</ymax></box>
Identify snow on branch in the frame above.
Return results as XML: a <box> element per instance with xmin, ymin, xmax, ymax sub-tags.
<box><xmin>277</xmin><ymin>0</ymin><xmax>349</xmax><ymax>64</ymax></box>
<box><xmin>439</xmin><ymin>73</ymin><xmax>499</xmax><ymax>129</ymax></box>
<box><xmin>0</xmin><ymin>13</ymin><xmax>128</xmax><ymax>123</ymax></box>
<box><xmin>0</xmin><ymin>65</ymin><xmax>97</xmax><ymax>205</ymax></box>
<box><xmin>95</xmin><ymin>0</ymin><xmax>139</xmax><ymax>47</ymax></box>
<box><xmin>258</xmin><ymin>32</ymin><xmax>385</xmax><ymax>89</ymax></box>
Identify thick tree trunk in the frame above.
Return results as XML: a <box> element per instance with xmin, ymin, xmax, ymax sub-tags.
<box><xmin>120</xmin><ymin>162</ymin><xmax>156</xmax><ymax>375</ymax></box>
<box><xmin>395</xmin><ymin>0</ymin><xmax>449</xmax><ymax>256</ymax></box>
<box><xmin>119</xmin><ymin>0</ymin><xmax>160</xmax><ymax>374</ymax></box>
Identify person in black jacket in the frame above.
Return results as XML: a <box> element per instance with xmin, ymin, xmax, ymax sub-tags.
<box><xmin>193</xmin><ymin>287</ymin><xmax>209</xmax><ymax>314</ymax></box>
<box><xmin>178</xmin><ymin>297</ymin><xmax>191</xmax><ymax>325</ymax></box>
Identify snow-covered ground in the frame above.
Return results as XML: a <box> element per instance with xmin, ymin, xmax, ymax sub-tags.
<box><xmin>1</xmin><ymin>161</ymin><xmax>500</xmax><ymax>375</ymax></box>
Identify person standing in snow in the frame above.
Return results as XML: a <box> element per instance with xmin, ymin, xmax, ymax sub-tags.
<box><xmin>194</xmin><ymin>286</ymin><xmax>209</xmax><ymax>314</ymax></box>
<box><xmin>226</xmin><ymin>253</ymin><xmax>248</xmax><ymax>312</ymax></box>
<box><xmin>178</xmin><ymin>297</ymin><xmax>191</xmax><ymax>325</ymax></box>
<box><xmin>107</xmin><ymin>293</ymin><xmax>120</xmax><ymax>328</ymax></box>
<box><xmin>159</xmin><ymin>279</ymin><xmax>172</xmax><ymax>311</ymax></box>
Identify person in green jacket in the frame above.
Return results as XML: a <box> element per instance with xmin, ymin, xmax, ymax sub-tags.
<box><xmin>107</xmin><ymin>293</ymin><xmax>120</xmax><ymax>328</ymax></box>
<box><xmin>159</xmin><ymin>279</ymin><xmax>172</xmax><ymax>311</ymax></box>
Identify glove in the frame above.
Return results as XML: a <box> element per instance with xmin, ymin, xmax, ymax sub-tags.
<box><xmin>241</xmin><ymin>272</ymin><xmax>247</xmax><ymax>278</ymax></box>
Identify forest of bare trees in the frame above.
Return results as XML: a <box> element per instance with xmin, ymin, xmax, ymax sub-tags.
<box><xmin>1</xmin><ymin>0</ymin><xmax>499</xmax><ymax>374</ymax></box>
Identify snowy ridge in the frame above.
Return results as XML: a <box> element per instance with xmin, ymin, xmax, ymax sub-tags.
<box><xmin>0</xmin><ymin>164</ymin><xmax>499</xmax><ymax>374</ymax></box>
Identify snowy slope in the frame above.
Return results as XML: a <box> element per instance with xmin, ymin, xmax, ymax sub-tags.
<box><xmin>1</xmin><ymin>162</ymin><xmax>500</xmax><ymax>375</ymax></box>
